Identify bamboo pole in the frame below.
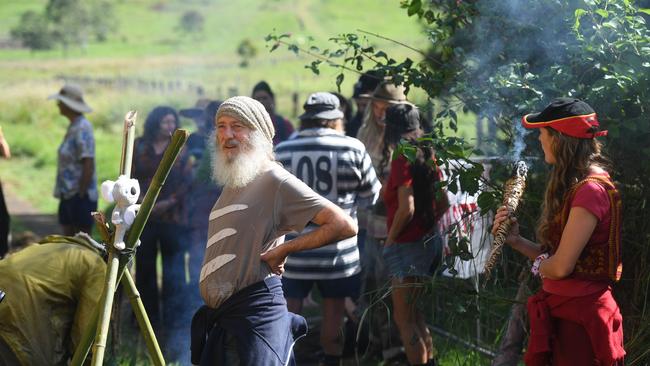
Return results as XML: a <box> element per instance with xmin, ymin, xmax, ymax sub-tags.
<box><xmin>90</xmin><ymin>111</ymin><xmax>138</xmax><ymax>366</ymax></box>
<box><xmin>120</xmin><ymin>111</ymin><xmax>137</xmax><ymax>177</ymax></box>
<box><xmin>122</xmin><ymin>129</ymin><xmax>189</xmax><ymax>255</ymax></box>
<box><xmin>123</xmin><ymin>270</ymin><xmax>165</xmax><ymax>365</ymax></box>
<box><xmin>71</xmin><ymin>117</ymin><xmax>188</xmax><ymax>365</ymax></box>
<box><xmin>91</xmin><ymin>254</ymin><xmax>120</xmax><ymax>365</ymax></box>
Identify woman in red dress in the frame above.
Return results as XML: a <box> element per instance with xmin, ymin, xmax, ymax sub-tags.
<box><xmin>381</xmin><ymin>103</ymin><xmax>448</xmax><ymax>366</ymax></box>
<box><xmin>491</xmin><ymin>98</ymin><xmax>625</xmax><ymax>365</ymax></box>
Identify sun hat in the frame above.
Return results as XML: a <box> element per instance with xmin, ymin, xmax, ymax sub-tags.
<box><xmin>299</xmin><ymin>92</ymin><xmax>344</xmax><ymax>121</ymax></box>
<box><xmin>48</xmin><ymin>84</ymin><xmax>92</xmax><ymax>113</ymax></box>
<box><xmin>180</xmin><ymin>98</ymin><xmax>211</xmax><ymax>120</ymax></box>
<box><xmin>371</xmin><ymin>81</ymin><xmax>408</xmax><ymax>104</ymax></box>
<box><xmin>522</xmin><ymin>97</ymin><xmax>607</xmax><ymax>139</ymax></box>
<box><xmin>216</xmin><ymin>96</ymin><xmax>275</xmax><ymax>144</ymax></box>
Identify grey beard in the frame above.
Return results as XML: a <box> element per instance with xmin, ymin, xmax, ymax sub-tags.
<box><xmin>210</xmin><ymin>131</ymin><xmax>272</xmax><ymax>188</ymax></box>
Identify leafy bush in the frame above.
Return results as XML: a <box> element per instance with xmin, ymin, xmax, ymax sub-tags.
<box><xmin>10</xmin><ymin>11</ymin><xmax>55</xmax><ymax>51</ymax></box>
<box><xmin>270</xmin><ymin>0</ymin><xmax>650</xmax><ymax>362</ymax></box>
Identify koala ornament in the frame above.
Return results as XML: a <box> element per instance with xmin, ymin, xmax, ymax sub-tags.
<box><xmin>101</xmin><ymin>175</ymin><xmax>141</xmax><ymax>250</ymax></box>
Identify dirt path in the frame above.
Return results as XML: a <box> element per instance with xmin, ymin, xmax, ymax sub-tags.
<box><xmin>3</xmin><ymin>184</ymin><xmax>60</xmax><ymax>238</ymax></box>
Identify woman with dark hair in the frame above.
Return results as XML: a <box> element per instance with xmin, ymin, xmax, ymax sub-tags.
<box><xmin>330</xmin><ymin>91</ymin><xmax>353</xmax><ymax>133</ymax></box>
<box><xmin>491</xmin><ymin>98</ymin><xmax>625</xmax><ymax>365</ymax></box>
<box><xmin>132</xmin><ymin>105</ymin><xmax>192</xmax><ymax>360</ymax></box>
<box><xmin>381</xmin><ymin>103</ymin><xmax>447</xmax><ymax>366</ymax></box>
<box><xmin>251</xmin><ymin>80</ymin><xmax>294</xmax><ymax>145</ymax></box>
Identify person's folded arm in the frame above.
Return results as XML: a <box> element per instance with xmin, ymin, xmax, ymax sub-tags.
<box><xmin>539</xmin><ymin>206</ymin><xmax>597</xmax><ymax>280</ymax></box>
<box><xmin>261</xmin><ymin>202</ymin><xmax>357</xmax><ymax>275</ymax></box>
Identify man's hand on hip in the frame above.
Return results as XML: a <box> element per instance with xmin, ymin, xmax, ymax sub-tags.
<box><xmin>261</xmin><ymin>245</ymin><xmax>288</xmax><ymax>275</ymax></box>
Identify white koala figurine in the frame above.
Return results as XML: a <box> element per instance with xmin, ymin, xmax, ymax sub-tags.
<box><xmin>101</xmin><ymin>175</ymin><xmax>141</xmax><ymax>250</ymax></box>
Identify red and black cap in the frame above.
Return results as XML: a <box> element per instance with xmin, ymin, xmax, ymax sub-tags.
<box><xmin>522</xmin><ymin>97</ymin><xmax>607</xmax><ymax>139</ymax></box>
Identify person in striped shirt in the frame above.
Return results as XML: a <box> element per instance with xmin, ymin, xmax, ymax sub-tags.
<box><xmin>275</xmin><ymin>92</ymin><xmax>381</xmax><ymax>365</ymax></box>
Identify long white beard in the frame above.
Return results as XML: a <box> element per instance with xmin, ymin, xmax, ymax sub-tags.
<box><xmin>210</xmin><ymin>130</ymin><xmax>273</xmax><ymax>188</ymax></box>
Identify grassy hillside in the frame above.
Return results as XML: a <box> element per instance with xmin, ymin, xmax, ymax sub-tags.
<box><xmin>0</xmin><ymin>1</ymin><xmax>479</xmax><ymax>213</ymax></box>
<box><xmin>0</xmin><ymin>3</ymin><xmax>489</xmax><ymax>364</ymax></box>
<box><xmin>0</xmin><ymin>0</ymin><xmax>431</xmax><ymax>212</ymax></box>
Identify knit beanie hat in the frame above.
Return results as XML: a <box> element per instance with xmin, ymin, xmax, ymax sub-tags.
<box><xmin>216</xmin><ymin>96</ymin><xmax>275</xmax><ymax>144</ymax></box>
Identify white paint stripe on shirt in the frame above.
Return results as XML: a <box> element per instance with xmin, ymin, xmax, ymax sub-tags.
<box><xmin>209</xmin><ymin>204</ymin><xmax>248</xmax><ymax>221</ymax></box>
<box><xmin>199</xmin><ymin>254</ymin><xmax>236</xmax><ymax>283</ymax></box>
<box><xmin>206</xmin><ymin>228</ymin><xmax>237</xmax><ymax>249</ymax></box>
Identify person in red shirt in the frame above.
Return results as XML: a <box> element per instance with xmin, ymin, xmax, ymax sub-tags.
<box><xmin>380</xmin><ymin>104</ymin><xmax>448</xmax><ymax>366</ymax></box>
<box><xmin>491</xmin><ymin>98</ymin><xmax>625</xmax><ymax>365</ymax></box>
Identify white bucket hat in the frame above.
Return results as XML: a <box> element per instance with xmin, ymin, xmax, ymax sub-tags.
<box><xmin>48</xmin><ymin>84</ymin><xmax>92</xmax><ymax>113</ymax></box>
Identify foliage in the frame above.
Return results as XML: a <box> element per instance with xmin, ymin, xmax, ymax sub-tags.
<box><xmin>10</xmin><ymin>0</ymin><xmax>116</xmax><ymax>52</ymax></box>
<box><xmin>269</xmin><ymin>0</ymin><xmax>650</xmax><ymax>361</ymax></box>
<box><xmin>9</xmin><ymin>11</ymin><xmax>55</xmax><ymax>51</ymax></box>
<box><xmin>236</xmin><ymin>38</ymin><xmax>258</xmax><ymax>68</ymax></box>
<box><xmin>176</xmin><ymin>10</ymin><xmax>204</xmax><ymax>36</ymax></box>
<box><xmin>46</xmin><ymin>0</ymin><xmax>116</xmax><ymax>48</ymax></box>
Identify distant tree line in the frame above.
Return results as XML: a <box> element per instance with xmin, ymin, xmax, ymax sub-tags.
<box><xmin>10</xmin><ymin>0</ymin><xmax>116</xmax><ymax>52</ymax></box>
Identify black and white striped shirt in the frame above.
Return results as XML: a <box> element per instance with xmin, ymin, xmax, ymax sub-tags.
<box><xmin>275</xmin><ymin>128</ymin><xmax>381</xmax><ymax>279</ymax></box>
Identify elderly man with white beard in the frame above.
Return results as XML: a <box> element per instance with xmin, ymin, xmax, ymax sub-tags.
<box><xmin>190</xmin><ymin>96</ymin><xmax>357</xmax><ymax>366</ymax></box>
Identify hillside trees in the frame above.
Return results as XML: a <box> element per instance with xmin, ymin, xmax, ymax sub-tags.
<box><xmin>10</xmin><ymin>11</ymin><xmax>54</xmax><ymax>51</ymax></box>
<box><xmin>11</xmin><ymin>0</ymin><xmax>116</xmax><ymax>53</ymax></box>
<box><xmin>177</xmin><ymin>10</ymin><xmax>205</xmax><ymax>38</ymax></box>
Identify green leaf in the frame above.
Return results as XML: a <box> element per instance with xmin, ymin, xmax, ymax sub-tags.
<box><xmin>407</xmin><ymin>0</ymin><xmax>422</xmax><ymax>17</ymax></box>
<box><xmin>638</xmin><ymin>8</ymin><xmax>650</xmax><ymax>15</ymax></box>
<box><xmin>458</xmin><ymin>170</ymin><xmax>480</xmax><ymax>195</ymax></box>
<box><xmin>446</xmin><ymin>145</ymin><xmax>466</xmax><ymax>158</ymax></box>
<box><xmin>596</xmin><ymin>9</ymin><xmax>609</xmax><ymax>18</ymax></box>
<box><xmin>355</xmin><ymin>55</ymin><xmax>364</xmax><ymax>71</ymax></box>
<box><xmin>400</xmin><ymin>145</ymin><xmax>417</xmax><ymax>163</ymax></box>
<box><xmin>424</xmin><ymin>10</ymin><xmax>435</xmax><ymax>24</ymax></box>
<box><xmin>477</xmin><ymin>191</ymin><xmax>497</xmax><ymax>212</ymax></box>
<box><xmin>335</xmin><ymin>73</ymin><xmax>345</xmax><ymax>90</ymax></box>
<box><xmin>375</xmin><ymin>50</ymin><xmax>388</xmax><ymax>59</ymax></box>
<box><xmin>574</xmin><ymin>8</ymin><xmax>587</xmax><ymax>31</ymax></box>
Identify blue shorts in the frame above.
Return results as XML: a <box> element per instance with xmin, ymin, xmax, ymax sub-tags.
<box><xmin>282</xmin><ymin>273</ymin><xmax>361</xmax><ymax>299</ymax></box>
<box><xmin>58</xmin><ymin>194</ymin><xmax>97</xmax><ymax>228</ymax></box>
<box><xmin>382</xmin><ymin>234</ymin><xmax>443</xmax><ymax>279</ymax></box>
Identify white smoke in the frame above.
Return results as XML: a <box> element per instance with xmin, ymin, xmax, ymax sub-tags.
<box><xmin>511</xmin><ymin>119</ymin><xmax>531</xmax><ymax>162</ymax></box>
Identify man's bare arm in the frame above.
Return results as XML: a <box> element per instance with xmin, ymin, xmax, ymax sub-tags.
<box><xmin>261</xmin><ymin>202</ymin><xmax>357</xmax><ymax>274</ymax></box>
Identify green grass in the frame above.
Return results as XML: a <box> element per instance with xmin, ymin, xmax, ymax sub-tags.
<box><xmin>0</xmin><ymin>0</ymin><xmax>467</xmax><ymax>215</ymax></box>
<box><xmin>0</xmin><ymin>8</ymin><xmax>485</xmax><ymax>363</ymax></box>
<box><xmin>0</xmin><ymin>0</ymin><xmax>426</xmax><ymax>59</ymax></box>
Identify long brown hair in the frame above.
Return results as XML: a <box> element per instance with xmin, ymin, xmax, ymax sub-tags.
<box><xmin>381</xmin><ymin>136</ymin><xmax>444</xmax><ymax>229</ymax></box>
<box><xmin>537</xmin><ymin>127</ymin><xmax>610</xmax><ymax>248</ymax></box>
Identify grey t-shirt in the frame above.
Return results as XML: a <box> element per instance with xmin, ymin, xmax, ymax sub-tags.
<box><xmin>199</xmin><ymin>163</ymin><xmax>329</xmax><ymax>308</ymax></box>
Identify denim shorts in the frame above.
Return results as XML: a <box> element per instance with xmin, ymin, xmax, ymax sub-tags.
<box><xmin>282</xmin><ymin>273</ymin><xmax>361</xmax><ymax>299</ymax></box>
<box><xmin>58</xmin><ymin>194</ymin><xmax>97</xmax><ymax>227</ymax></box>
<box><xmin>382</xmin><ymin>234</ymin><xmax>443</xmax><ymax>279</ymax></box>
